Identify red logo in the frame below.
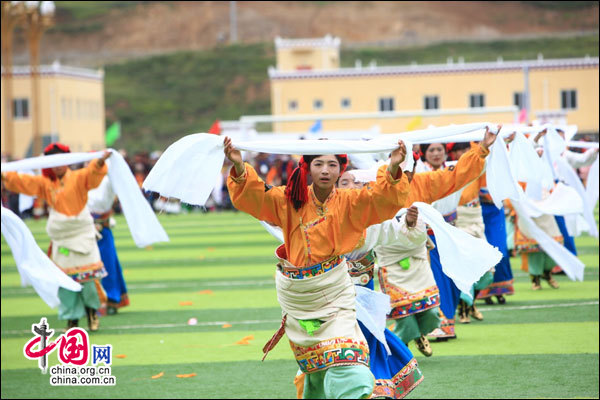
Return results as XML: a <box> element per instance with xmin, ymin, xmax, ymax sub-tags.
<box><xmin>24</xmin><ymin>318</ymin><xmax>90</xmax><ymax>373</ymax></box>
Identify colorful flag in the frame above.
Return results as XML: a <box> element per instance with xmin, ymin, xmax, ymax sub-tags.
<box><xmin>208</xmin><ymin>120</ymin><xmax>221</xmax><ymax>135</ymax></box>
<box><xmin>309</xmin><ymin>120</ymin><xmax>322</xmax><ymax>134</ymax></box>
<box><xmin>406</xmin><ymin>116</ymin><xmax>422</xmax><ymax>131</ymax></box>
<box><xmin>518</xmin><ymin>108</ymin><xmax>528</xmax><ymax>123</ymax></box>
<box><xmin>105</xmin><ymin>122</ymin><xmax>121</xmax><ymax>146</ymax></box>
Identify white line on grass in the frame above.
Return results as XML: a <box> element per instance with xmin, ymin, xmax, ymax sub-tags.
<box><xmin>477</xmin><ymin>300</ymin><xmax>599</xmax><ymax>312</ymax></box>
<box><xmin>3</xmin><ymin>319</ymin><xmax>283</xmax><ymax>335</ymax></box>
<box><xmin>0</xmin><ymin>279</ymin><xmax>276</xmax><ymax>295</ymax></box>
<box><xmin>3</xmin><ymin>301</ymin><xmax>598</xmax><ymax>336</ymax></box>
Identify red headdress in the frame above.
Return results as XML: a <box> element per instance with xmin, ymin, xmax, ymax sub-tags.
<box><xmin>42</xmin><ymin>142</ymin><xmax>71</xmax><ymax>181</ymax></box>
<box><xmin>285</xmin><ymin>154</ymin><xmax>348</xmax><ymax>211</ymax></box>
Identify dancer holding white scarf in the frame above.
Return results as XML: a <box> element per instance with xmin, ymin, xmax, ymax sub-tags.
<box><xmin>416</xmin><ymin>143</ymin><xmax>473</xmax><ymax>340</ymax></box>
<box><xmin>337</xmin><ymin>174</ymin><xmax>423</xmax><ymax>399</ymax></box>
<box><xmin>88</xmin><ymin>173</ymin><xmax>130</xmax><ymax>315</ymax></box>
<box><xmin>1</xmin><ymin>143</ymin><xmax>111</xmax><ymax>331</ymax></box>
<box><xmin>453</xmin><ymin>145</ymin><xmax>492</xmax><ymax>324</ymax></box>
<box><xmin>373</xmin><ymin>129</ymin><xmax>497</xmax><ymax>353</ymax></box>
<box><xmin>225</xmin><ymin>136</ymin><xmax>409</xmax><ymax>399</ymax></box>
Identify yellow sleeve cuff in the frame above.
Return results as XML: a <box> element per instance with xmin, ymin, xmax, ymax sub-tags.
<box><xmin>385</xmin><ymin>167</ymin><xmax>403</xmax><ymax>184</ymax></box>
<box><xmin>229</xmin><ymin>163</ymin><xmax>248</xmax><ymax>183</ymax></box>
<box><xmin>477</xmin><ymin>144</ymin><xmax>490</xmax><ymax>158</ymax></box>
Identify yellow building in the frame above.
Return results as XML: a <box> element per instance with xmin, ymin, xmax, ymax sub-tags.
<box><xmin>269</xmin><ymin>36</ymin><xmax>599</xmax><ymax>135</ymax></box>
<box><xmin>1</xmin><ymin>62</ymin><xmax>105</xmax><ymax>159</ymax></box>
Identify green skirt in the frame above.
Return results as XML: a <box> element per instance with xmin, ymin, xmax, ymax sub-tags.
<box><xmin>58</xmin><ymin>280</ymin><xmax>101</xmax><ymax>320</ymax></box>
<box><xmin>303</xmin><ymin>364</ymin><xmax>375</xmax><ymax>399</ymax></box>
<box><xmin>527</xmin><ymin>252</ymin><xmax>557</xmax><ymax>275</ymax></box>
<box><xmin>393</xmin><ymin>308</ymin><xmax>441</xmax><ymax>344</ymax></box>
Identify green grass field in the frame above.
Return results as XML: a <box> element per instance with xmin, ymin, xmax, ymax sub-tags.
<box><xmin>1</xmin><ymin>211</ymin><xmax>598</xmax><ymax>398</ymax></box>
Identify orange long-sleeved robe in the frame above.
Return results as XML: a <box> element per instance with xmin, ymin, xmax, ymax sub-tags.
<box><xmin>459</xmin><ymin>174</ymin><xmax>487</xmax><ymax>206</ymax></box>
<box><xmin>408</xmin><ymin>143</ymin><xmax>489</xmax><ymax>205</ymax></box>
<box><xmin>3</xmin><ymin>159</ymin><xmax>108</xmax><ymax>216</ymax></box>
<box><xmin>227</xmin><ymin>163</ymin><xmax>410</xmax><ymax>267</ymax></box>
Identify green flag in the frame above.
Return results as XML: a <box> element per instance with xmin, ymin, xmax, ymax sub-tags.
<box><xmin>105</xmin><ymin>122</ymin><xmax>121</xmax><ymax>146</ymax></box>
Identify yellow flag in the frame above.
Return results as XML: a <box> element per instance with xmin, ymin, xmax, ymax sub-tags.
<box><xmin>406</xmin><ymin>116</ymin><xmax>422</xmax><ymax>131</ymax></box>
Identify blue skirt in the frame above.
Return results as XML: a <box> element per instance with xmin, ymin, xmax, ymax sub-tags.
<box><xmin>554</xmin><ymin>215</ymin><xmax>577</xmax><ymax>256</ymax></box>
<box><xmin>359</xmin><ymin>320</ymin><xmax>423</xmax><ymax>399</ymax></box>
<box><xmin>98</xmin><ymin>227</ymin><xmax>128</xmax><ymax>306</ymax></box>
<box><xmin>477</xmin><ymin>203</ymin><xmax>515</xmax><ymax>298</ymax></box>
<box><xmin>428</xmin><ymin>234</ymin><xmax>461</xmax><ymax>319</ymax></box>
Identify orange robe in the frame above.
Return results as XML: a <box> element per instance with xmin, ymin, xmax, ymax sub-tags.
<box><xmin>408</xmin><ymin>143</ymin><xmax>489</xmax><ymax>205</ymax></box>
<box><xmin>227</xmin><ymin>163</ymin><xmax>410</xmax><ymax>267</ymax></box>
<box><xmin>3</xmin><ymin>159</ymin><xmax>108</xmax><ymax>216</ymax></box>
<box><xmin>459</xmin><ymin>173</ymin><xmax>487</xmax><ymax>206</ymax></box>
<box><xmin>3</xmin><ymin>159</ymin><xmax>108</xmax><ymax>286</ymax></box>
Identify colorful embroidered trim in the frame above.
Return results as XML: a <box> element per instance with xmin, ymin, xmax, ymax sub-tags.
<box><xmin>62</xmin><ymin>261</ymin><xmax>105</xmax><ymax>276</ymax></box>
<box><xmin>289</xmin><ymin>337</ymin><xmax>370</xmax><ymax>374</ymax></box>
<box><xmin>426</xmin><ymin>211</ymin><xmax>456</xmax><ymax>235</ymax></box>
<box><xmin>476</xmin><ymin>280</ymin><xmax>515</xmax><ymax>298</ymax></box>
<box><xmin>372</xmin><ymin>358</ymin><xmax>424</xmax><ymax>399</ymax></box>
<box><xmin>479</xmin><ymin>188</ymin><xmax>495</xmax><ymax>204</ymax></box>
<box><xmin>444</xmin><ymin>211</ymin><xmax>457</xmax><ymax>224</ymax></box>
<box><xmin>514</xmin><ymin>224</ymin><xmax>563</xmax><ymax>254</ymax></box>
<box><xmin>299</xmin><ymin>215</ymin><xmax>328</xmax><ymax>265</ymax></box>
<box><xmin>348</xmin><ymin>251</ymin><xmax>375</xmax><ymax>281</ymax></box>
<box><xmin>388</xmin><ymin>292</ymin><xmax>440</xmax><ymax>320</ymax></box>
<box><xmin>464</xmin><ymin>199</ymin><xmax>481</xmax><ymax>208</ymax></box>
<box><xmin>66</xmin><ymin>262</ymin><xmax>108</xmax><ymax>283</ymax></box>
<box><xmin>378</xmin><ymin>268</ymin><xmax>440</xmax><ymax>319</ymax></box>
<box><xmin>279</xmin><ymin>255</ymin><xmax>342</xmax><ymax>280</ymax></box>
<box><xmin>427</xmin><ymin>318</ymin><xmax>455</xmax><ymax>338</ymax></box>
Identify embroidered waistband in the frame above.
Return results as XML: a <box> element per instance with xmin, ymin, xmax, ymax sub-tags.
<box><xmin>444</xmin><ymin>211</ymin><xmax>457</xmax><ymax>223</ymax></box>
<box><xmin>290</xmin><ymin>337</ymin><xmax>370</xmax><ymax>374</ymax></box>
<box><xmin>463</xmin><ymin>199</ymin><xmax>481</xmax><ymax>208</ymax></box>
<box><xmin>279</xmin><ymin>255</ymin><xmax>343</xmax><ymax>280</ymax></box>
<box><xmin>426</xmin><ymin>211</ymin><xmax>456</xmax><ymax>236</ymax></box>
<box><xmin>92</xmin><ymin>211</ymin><xmax>113</xmax><ymax>227</ymax></box>
<box><xmin>348</xmin><ymin>251</ymin><xmax>375</xmax><ymax>286</ymax></box>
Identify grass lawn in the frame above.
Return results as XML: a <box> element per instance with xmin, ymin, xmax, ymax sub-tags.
<box><xmin>1</xmin><ymin>210</ymin><xmax>598</xmax><ymax>398</ymax></box>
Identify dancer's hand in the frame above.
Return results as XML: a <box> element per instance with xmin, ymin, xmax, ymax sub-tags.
<box><xmin>480</xmin><ymin>125</ymin><xmax>500</xmax><ymax>151</ymax></box>
<box><xmin>388</xmin><ymin>140</ymin><xmax>407</xmax><ymax>178</ymax></box>
<box><xmin>504</xmin><ymin>132</ymin><xmax>516</xmax><ymax>144</ymax></box>
<box><xmin>97</xmin><ymin>150</ymin><xmax>112</xmax><ymax>167</ymax></box>
<box><xmin>405</xmin><ymin>206</ymin><xmax>418</xmax><ymax>228</ymax></box>
<box><xmin>533</xmin><ymin>128</ymin><xmax>548</xmax><ymax>144</ymax></box>
<box><xmin>224</xmin><ymin>136</ymin><xmax>244</xmax><ymax>176</ymax></box>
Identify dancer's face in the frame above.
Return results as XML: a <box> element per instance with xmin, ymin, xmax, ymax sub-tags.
<box><xmin>425</xmin><ymin>143</ymin><xmax>446</xmax><ymax>169</ymax></box>
<box><xmin>52</xmin><ymin>165</ymin><xmax>68</xmax><ymax>179</ymax></box>
<box><xmin>453</xmin><ymin>147</ymin><xmax>469</xmax><ymax>160</ymax></box>
<box><xmin>310</xmin><ymin>155</ymin><xmax>341</xmax><ymax>191</ymax></box>
<box><xmin>338</xmin><ymin>171</ymin><xmax>364</xmax><ymax>189</ymax></box>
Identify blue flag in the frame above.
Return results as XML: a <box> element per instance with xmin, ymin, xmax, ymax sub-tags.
<box><xmin>309</xmin><ymin>120</ymin><xmax>322</xmax><ymax>134</ymax></box>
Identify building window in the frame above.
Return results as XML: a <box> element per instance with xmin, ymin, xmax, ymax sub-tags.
<box><xmin>379</xmin><ymin>97</ymin><xmax>394</xmax><ymax>112</ymax></box>
<box><xmin>561</xmin><ymin>89</ymin><xmax>577</xmax><ymax>110</ymax></box>
<box><xmin>341</xmin><ymin>98</ymin><xmax>351</xmax><ymax>109</ymax></box>
<box><xmin>313</xmin><ymin>99</ymin><xmax>323</xmax><ymax>110</ymax></box>
<box><xmin>469</xmin><ymin>93</ymin><xmax>485</xmax><ymax>108</ymax></box>
<box><xmin>12</xmin><ymin>98</ymin><xmax>29</xmax><ymax>119</ymax></box>
<box><xmin>514</xmin><ymin>92</ymin><xmax>524</xmax><ymax>109</ymax></box>
<box><xmin>288</xmin><ymin>100</ymin><xmax>298</xmax><ymax>111</ymax></box>
<box><xmin>424</xmin><ymin>95</ymin><xmax>439</xmax><ymax>110</ymax></box>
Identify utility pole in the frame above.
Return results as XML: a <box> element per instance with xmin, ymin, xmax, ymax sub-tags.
<box><xmin>230</xmin><ymin>1</ymin><xmax>237</xmax><ymax>43</ymax></box>
<box><xmin>24</xmin><ymin>1</ymin><xmax>55</xmax><ymax>156</ymax></box>
<box><xmin>1</xmin><ymin>1</ymin><xmax>26</xmax><ymax>159</ymax></box>
<box><xmin>523</xmin><ymin>65</ymin><xmax>530</xmax><ymax>124</ymax></box>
